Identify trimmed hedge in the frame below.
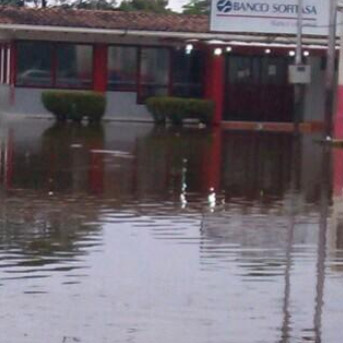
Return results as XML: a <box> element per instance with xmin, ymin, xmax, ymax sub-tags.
<box><xmin>145</xmin><ymin>96</ymin><xmax>214</xmax><ymax>127</ymax></box>
<box><xmin>42</xmin><ymin>90</ymin><xmax>106</xmax><ymax>123</ymax></box>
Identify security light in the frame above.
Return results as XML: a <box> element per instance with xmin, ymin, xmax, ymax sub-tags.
<box><xmin>185</xmin><ymin>44</ymin><xmax>193</xmax><ymax>54</ymax></box>
<box><xmin>214</xmin><ymin>48</ymin><xmax>223</xmax><ymax>56</ymax></box>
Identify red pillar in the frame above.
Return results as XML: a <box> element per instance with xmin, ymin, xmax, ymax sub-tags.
<box><xmin>93</xmin><ymin>44</ymin><xmax>108</xmax><ymax>93</ymax></box>
<box><xmin>333</xmin><ymin>147</ymin><xmax>343</xmax><ymax>197</ymax></box>
<box><xmin>201</xmin><ymin>128</ymin><xmax>222</xmax><ymax>192</ymax></box>
<box><xmin>10</xmin><ymin>41</ymin><xmax>16</xmax><ymax>105</ymax></box>
<box><xmin>334</xmin><ymin>86</ymin><xmax>343</xmax><ymax>139</ymax></box>
<box><xmin>204</xmin><ymin>47</ymin><xmax>225</xmax><ymax>126</ymax></box>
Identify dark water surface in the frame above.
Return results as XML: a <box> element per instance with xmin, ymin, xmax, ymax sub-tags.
<box><xmin>0</xmin><ymin>119</ymin><xmax>343</xmax><ymax>343</ymax></box>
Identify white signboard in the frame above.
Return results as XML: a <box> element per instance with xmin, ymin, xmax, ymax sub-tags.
<box><xmin>210</xmin><ymin>0</ymin><xmax>330</xmax><ymax>36</ymax></box>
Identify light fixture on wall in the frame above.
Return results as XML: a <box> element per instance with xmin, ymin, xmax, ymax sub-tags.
<box><xmin>265</xmin><ymin>48</ymin><xmax>271</xmax><ymax>54</ymax></box>
<box><xmin>226</xmin><ymin>46</ymin><xmax>232</xmax><ymax>53</ymax></box>
<box><xmin>185</xmin><ymin>44</ymin><xmax>193</xmax><ymax>55</ymax></box>
<box><xmin>289</xmin><ymin>50</ymin><xmax>296</xmax><ymax>57</ymax></box>
<box><xmin>214</xmin><ymin>48</ymin><xmax>223</xmax><ymax>56</ymax></box>
<box><xmin>303</xmin><ymin>50</ymin><xmax>310</xmax><ymax>57</ymax></box>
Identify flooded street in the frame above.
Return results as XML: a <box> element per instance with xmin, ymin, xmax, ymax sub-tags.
<box><xmin>0</xmin><ymin>119</ymin><xmax>343</xmax><ymax>343</ymax></box>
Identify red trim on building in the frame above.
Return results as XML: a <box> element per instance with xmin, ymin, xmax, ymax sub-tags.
<box><xmin>333</xmin><ymin>147</ymin><xmax>343</xmax><ymax>197</ymax></box>
<box><xmin>204</xmin><ymin>48</ymin><xmax>225</xmax><ymax>126</ymax></box>
<box><xmin>93</xmin><ymin>44</ymin><xmax>108</xmax><ymax>93</ymax></box>
<box><xmin>334</xmin><ymin>85</ymin><xmax>343</xmax><ymax>139</ymax></box>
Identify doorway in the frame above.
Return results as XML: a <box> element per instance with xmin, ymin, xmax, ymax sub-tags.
<box><xmin>224</xmin><ymin>55</ymin><xmax>294</xmax><ymax>122</ymax></box>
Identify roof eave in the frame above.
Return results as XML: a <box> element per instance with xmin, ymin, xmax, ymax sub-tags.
<box><xmin>0</xmin><ymin>23</ymin><xmax>331</xmax><ymax>47</ymax></box>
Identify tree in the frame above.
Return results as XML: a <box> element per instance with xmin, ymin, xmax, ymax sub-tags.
<box><xmin>69</xmin><ymin>0</ymin><xmax>116</xmax><ymax>10</ymax></box>
<box><xmin>182</xmin><ymin>0</ymin><xmax>210</xmax><ymax>15</ymax></box>
<box><xmin>0</xmin><ymin>0</ymin><xmax>24</xmax><ymax>6</ymax></box>
<box><xmin>119</xmin><ymin>0</ymin><xmax>170</xmax><ymax>13</ymax></box>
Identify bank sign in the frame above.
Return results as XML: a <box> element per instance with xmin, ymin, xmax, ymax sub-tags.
<box><xmin>210</xmin><ymin>0</ymin><xmax>329</xmax><ymax>35</ymax></box>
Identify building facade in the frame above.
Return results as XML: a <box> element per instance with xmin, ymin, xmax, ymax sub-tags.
<box><xmin>0</xmin><ymin>6</ymin><xmax>334</xmax><ymax>126</ymax></box>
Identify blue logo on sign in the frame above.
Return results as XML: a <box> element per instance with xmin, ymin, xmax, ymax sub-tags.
<box><xmin>217</xmin><ymin>0</ymin><xmax>232</xmax><ymax>13</ymax></box>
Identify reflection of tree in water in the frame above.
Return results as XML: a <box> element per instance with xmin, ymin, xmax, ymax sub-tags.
<box><xmin>41</xmin><ymin>123</ymin><xmax>105</xmax><ymax>194</ymax></box>
<box><xmin>0</xmin><ymin>191</ymin><xmax>102</xmax><ymax>269</ymax></box>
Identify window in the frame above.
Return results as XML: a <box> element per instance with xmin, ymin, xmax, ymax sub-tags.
<box><xmin>107</xmin><ymin>46</ymin><xmax>138</xmax><ymax>90</ymax></box>
<box><xmin>228</xmin><ymin>56</ymin><xmax>260</xmax><ymax>84</ymax></box>
<box><xmin>16</xmin><ymin>42</ymin><xmax>52</xmax><ymax>86</ymax></box>
<box><xmin>56</xmin><ymin>44</ymin><xmax>93</xmax><ymax>88</ymax></box>
<box><xmin>16</xmin><ymin>41</ymin><xmax>93</xmax><ymax>89</ymax></box>
<box><xmin>139</xmin><ymin>48</ymin><xmax>170</xmax><ymax>102</ymax></box>
<box><xmin>172</xmin><ymin>48</ymin><xmax>204</xmax><ymax>98</ymax></box>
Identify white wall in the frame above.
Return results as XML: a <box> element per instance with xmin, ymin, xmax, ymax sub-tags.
<box><xmin>0</xmin><ymin>88</ymin><xmax>152</xmax><ymax>121</ymax></box>
<box><xmin>105</xmin><ymin>92</ymin><xmax>151</xmax><ymax>121</ymax></box>
<box><xmin>303</xmin><ymin>56</ymin><xmax>337</xmax><ymax>122</ymax></box>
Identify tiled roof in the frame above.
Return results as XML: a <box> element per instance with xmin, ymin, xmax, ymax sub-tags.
<box><xmin>0</xmin><ymin>6</ymin><xmax>210</xmax><ymax>33</ymax></box>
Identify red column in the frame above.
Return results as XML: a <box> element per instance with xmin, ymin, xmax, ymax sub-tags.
<box><xmin>201</xmin><ymin>128</ymin><xmax>222</xmax><ymax>192</ymax></box>
<box><xmin>5</xmin><ymin>129</ymin><xmax>13</xmax><ymax>190</ymax></box>
<box><xmin>333</xmin><ymin>148</ymin><xmax>343</xmax><ymax>197</ymax></box>
<box><xmin>204</xmin><ymin>47</ymin><xmax>225</xmax><ymax>126</ymax></box>
<box><xmin>9</xmin><ymin>41</ymin><xmax>16</xmax><ymax>105</ymax></box>
<box><xmin>334</xmin><ymin>86</ymin><xmax>343</xmax><ymax>139</ymax></box>
<box><xmin>93</xmin><ymin>44</ymin><xmax>108</xmax><ymax>93</ymax></box>
<box><xmin>334</xmin><ymin>27</ymin><xmax>343</xmax><ymax>139</ymax></box>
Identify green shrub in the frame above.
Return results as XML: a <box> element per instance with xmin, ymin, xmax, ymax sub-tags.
<box><xmin>42</xmin><ymin>90</ymin><xmax>106</xmax><ymax>123</ymax></box>
<box><xmin>145</xmin><ymin>97</ymin><xmax>167</xmax><ymax>125</ymax></box>
<box><xmin>145</xmin><ymin>96</ymin><xmax>214</xmax><ymax>127</ymax></box>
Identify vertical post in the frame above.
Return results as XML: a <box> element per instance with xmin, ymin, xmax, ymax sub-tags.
<box><xmin>204</xmin><ymin>46</ymin><xmax>225</xmax><ymax>126</ymax></box>
<box><xmin>93</xmin><ymin>44</ymin><xmax>108</xmax><ymax>93</ymax></box>
<box><xmin>334</xmin><ymin>8</ymin><xmax>343</xmax><ymax>139</ymax></box>
<box><xmin>325</xmin><ymin>0</ymin><xmax>338</xmax><ymax>138</ymax></box>
<box><xmin>295</xmin><ymin>0</ymin><xmax>303</xmax><ymax>66</ymax></box>
<box><xmin>293</xmin><ymin>0</ymin><xmax>304</xmax><ymax>130</ymax></box>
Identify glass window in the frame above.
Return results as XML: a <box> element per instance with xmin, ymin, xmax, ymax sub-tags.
<box><xmin>16</xmin><ymin>42</ymin><xmax>52</xmax><ymax>86</ymax></box>
<box><xmin>229</xmin><ymin>56</ymin><xmax>260</xmax><ymax>84</ymax></box>
<box><xmin>172</xmin><ymin>48</ymin><xmax>204</xmax><ymax>98</ymax></box>
<box><xmin>108</xmin><ymin>46</ymin><xmax>138</xmax><ymax>90</ymax></box>
<box><xmin>261</xmin><ymin>57</ymin><xmax>287</xmax><ymax>85</ymax></box>
<box><xmin>139</xmin><ymin>48</ymin><xmax>170</xmax><ymax>101</ymax></box>
<box><xmin>56</xmin><ymin>44</ymin><xmax>93</xmax><ymax>88</ymax></box>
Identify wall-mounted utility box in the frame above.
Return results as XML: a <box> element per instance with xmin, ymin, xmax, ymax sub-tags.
<box><xmin>288</xmin><ymin>64</ymin><xmax>311</xmax><ymax>84</ymax></box>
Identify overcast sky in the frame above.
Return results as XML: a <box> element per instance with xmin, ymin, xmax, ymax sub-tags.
<box><xmin>168</xmin><ymin>0</ymin><xmax>188</xmax><ymax>12</ymax></box>
<box><xmin>117</xmin><ymin>0</ymin><xmax>190</xmax><ymax>12</ymax></box>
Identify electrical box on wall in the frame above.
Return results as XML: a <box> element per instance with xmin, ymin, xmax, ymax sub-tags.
<box><xmin>288</xmin><ymin>65</ymin><xmax>311</xmax><ymax>84</ymax></box>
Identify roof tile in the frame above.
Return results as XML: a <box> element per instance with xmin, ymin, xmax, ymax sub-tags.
<box><xmin>0</xmin><ymin>6</ymin><xmax>210</xmax><ymax>33</ymax></box>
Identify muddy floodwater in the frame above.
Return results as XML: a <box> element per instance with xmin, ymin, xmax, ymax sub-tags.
<box><xmin>0</xmin><ymin>119</ymin><xmax>343</xmax><ymax>343</ymax></box>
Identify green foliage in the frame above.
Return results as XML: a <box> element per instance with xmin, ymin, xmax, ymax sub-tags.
<box><xmin>119</xmin><ymin>0</ymin><xmax>170</xmax><ymax>13</ymax></box>
<box><xmin>182</xmin><ymin>0</ymin><xmax>210</xmax><ymax>15</ymax></box>
<box><xmin>0</xmin><ymin>0</ymin><xmax>24</xmax><ymax>6</ymax></box>
<box><xmin>146</xmin><ymin>96</ymin><xmax>214</xmax><ymax>127</ymax></box>
<box><xmin>42</xmin><ymin>90</ymin><xmax>106</xmax><ymax>123</ymax></box>
<box><xmin>64</xmin><ymin>0</ymin><xmax>117</xmax><ymax>10</ymax></box>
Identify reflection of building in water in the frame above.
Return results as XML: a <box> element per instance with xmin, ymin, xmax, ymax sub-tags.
<box><xmin>0</xmin><ymin>124</ymin><xmax>13</xmax><ymax>190</ymax></box>
<box><xmin>221</xmin><ymin>131</ymin><xmax>323</xmax><ymax>203</ymax></box>
<box><xmin>201</xmin><ymin>132</ymin><xmax>325</xmax><ymax>262</ymax></box>
<box><xmin>0</xmin><ymin>121</ymin><xmax>327</xmax><ymax>211</ymax></box>
<box><xmin>0</xmin><ymin>190</ymin><xmax>102</xmax><ymax>269</ymax></box>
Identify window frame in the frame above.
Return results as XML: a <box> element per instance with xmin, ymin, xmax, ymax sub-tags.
<box><xmin>106</xmin><ymin>44</ymin><xmax>173</xmax><ymax>104</ymax></box>
<box><xmin>107</xmin><ymin>44</ymin><xmax>140</xmax><ymax>93</ymax></box>
<box><xmin>15</xmin><ymin>40</ymin><xmax>94</xmax><ymax>90</ymax></box>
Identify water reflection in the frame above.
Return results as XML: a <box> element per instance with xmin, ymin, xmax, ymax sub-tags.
<box><xmin>0</xmin><ymin>120</ymin><xmax>342</xmax><ymax>343</ymax></box>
